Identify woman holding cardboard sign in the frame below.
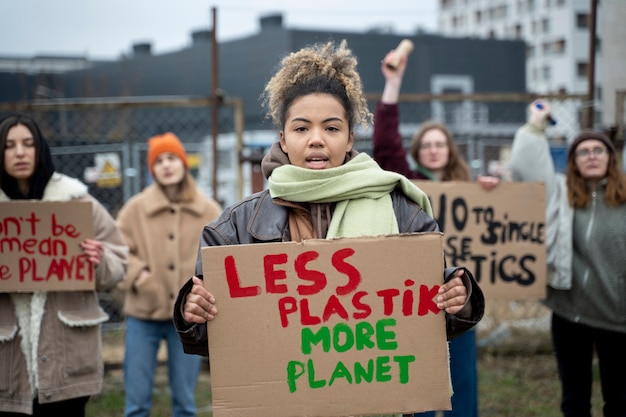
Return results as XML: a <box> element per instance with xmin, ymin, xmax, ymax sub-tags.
<box><xmin>0</xmin><ymin>113</ymin><xmax>128</xmax><ymax>416</ymax></box>
<box><xmin>173</xmin><ymin>40</ymin><xmax>484</xmax><ymax>374</ymax></box>
<box><xmin>372</xmin><ymin>45</ymin><xmax>500</xmax><ymax>417</ymax></box>
<box><xmin>510</xmin><ymin>101</ymin><xmax>626</xmax><ymax>417</ymax></box>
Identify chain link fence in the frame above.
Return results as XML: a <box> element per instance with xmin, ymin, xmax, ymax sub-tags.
<box><xmin>1</xmin><ymin>92</ymin><xmax>606</xmax><ymax>349</ymax></box>
<box><xmin>358</xmin><ymin>92</ymin><xmax>590</xmax><ymax>349</ymax></box>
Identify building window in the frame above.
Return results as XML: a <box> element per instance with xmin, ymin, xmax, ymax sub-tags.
<box><xmin>556</xmin><ymin>0</ymin><xmax>565</xmax><ymax>5</ymax></box>
<box><xmin>577</xmin><ymin>13</ymin><xmax>589</xmax><ymax>29</ymax></box>
<box><xmin>497</xmin><ymin>5</ymin><xmax>508</xmax><ymax>18</ymax></box>
<box><xmin>515</xmin><ymin>24</ymin><xmax>523</xmax><ymax>38</ymax></box>
<box><xmin>527</xmin><ymin>44</ymin><xmax>535</xmax><ymax>58</ymax></box>
<box><xmin>542</xmin><ymin>18</ymin><xmax>550</xmax><ymax>33</ymax></box>
<box><xmin>542</xmin><ymin>39</ymin><xmax>567</xmax><ymax>55</ymax></box>
<box><xmin>577</xmin><ymin>61</ymin><xmax>588</xmax><ymax>78</ymax></box>
<box><xmin>441</xmin><ymin>0</ymin><xmax>454</xmax><ymax>9</ymax></box>
<box><xmin>542</xmin><ymin>65</ymin><xmax>551</xmax><ymax>81</ymax></box>
<box><xmin>553</xmin><ymin>39</ymin><xmax>566</xmax><ymax>54</ymax></box>
<box><xmin>475</xmin><ymin>10</ymin><xmax>482</xmax><ymax>23</ymax></box>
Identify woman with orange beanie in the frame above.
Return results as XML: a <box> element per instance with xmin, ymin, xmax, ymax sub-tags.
<box><xmin>116</xmin><ymin>132</ymin><xmax>222</xmax><ymax>417</ymax></box>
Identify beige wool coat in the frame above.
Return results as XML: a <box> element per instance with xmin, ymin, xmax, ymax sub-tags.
<box><xmin>0</xmin><ymin>173</ymin><xmax>129</xmax><ymax>415</ymax></box>
<box><xmin>116</xmin><ymin>183</ymin><xmax>222</xmax><ymax>321</ymax></box>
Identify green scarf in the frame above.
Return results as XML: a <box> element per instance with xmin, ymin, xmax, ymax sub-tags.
<box><xmin>268</xmin><ymin>153</ymin><xmax>433</xmax><ymax>239</ymax></box>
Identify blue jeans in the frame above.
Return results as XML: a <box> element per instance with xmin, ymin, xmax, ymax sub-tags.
<box><xmin>123</xmin><ymin>317</ymin><xmax>202</xmax><ymax>417</ymax></box>
<box><xmin>412</xmin><ymin>329</ymin><xmax>479</xmax><ymax>417</ymax></box>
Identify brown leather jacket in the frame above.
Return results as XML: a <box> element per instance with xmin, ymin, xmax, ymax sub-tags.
<box><xmin>173</xmin><ymin>188</ymin><xmax>485</xmax><ymax>356</ymax></box>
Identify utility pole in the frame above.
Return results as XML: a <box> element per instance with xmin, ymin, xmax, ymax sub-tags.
<box><xmin>211</xmin><ymin>7</ymin><xmax>220</xmax><ymax>201</ymax></box>
<box><xmin>585</xmin><ymin>0</ymin><xmax>598</xmax><ymax>129</ymax></box>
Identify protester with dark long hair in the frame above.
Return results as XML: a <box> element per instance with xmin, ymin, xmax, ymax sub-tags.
<box><xmin>0</xmin><ymin>113</ymin><xmax>128</xmax><ymax>417</ymax></box>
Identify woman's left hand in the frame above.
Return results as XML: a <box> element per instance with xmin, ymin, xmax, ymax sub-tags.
<box><xmin>80</xmin><ymin>239</ymin><xmax>104</xmax><ymax>266</ymax></box>
<box><xmin>476</xmin><ymin>175</ymin><xmax>500</xmax><ymax>191</ymax></box>
<box><xmin>436</xmin><ymin>269</ymin><xmax>468</xmax><ymax>315</ymax></box>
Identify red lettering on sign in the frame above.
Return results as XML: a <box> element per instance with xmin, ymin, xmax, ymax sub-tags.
<box><xmin>17</xmin><ymin>255</ymin><xmax>93</xmax><ymax>283</ymax></box>
<box><xmin>295</xmin><ymin>251</ymin><xmax>326</xmax><ymax>296</ymax></box>
<box><xmin>51</xmin><ymin>214</ymin><xmax>79</xmax><ymax>238</ymax></box>
<box><xmin>0</xmin><ymin>265</ymin><xmax>10</xmax><ymax>280</ymax></box>
<box><xmin>322</xmin><ymin>294</ymin><xmax>349</xmax><ymax>322</ymax></box>
<box><xmin>352</xmin><ymin>291</ymin><xmax>371</xmax><ymax>319</ymax></box>
<box><xmin>224</xmin><ymin>255</ymin><xmax>261</xmax><ymax>298</ymax></box>
<box><xmin>264</xmin><ymin>253</ymin><xmax>288</xmax><ymax>294</ymax></box>
<box><xmin>332</xmin><ymin>248</ymin><xmax>361</xmax><ymax>296</ymax></box>
<box><xmin>418</xmin><ymin>285</ymin><xmax>440</xmax><ymax>316</ymax></box>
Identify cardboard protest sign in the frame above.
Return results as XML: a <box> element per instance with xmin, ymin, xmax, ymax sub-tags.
<box><xmin>0</xmin><ymin>201</ymin><xmax>94</xmax><ymax>292</ymax></box>
<box><xmin>413</xmin><ymin>181</ymin><xmax>546</xmax><ymax>299</ymax></box>
<box><xmin>201</xmin><ymin>233</ymin><xmax>451</xmax><ymax>417</ymax></box>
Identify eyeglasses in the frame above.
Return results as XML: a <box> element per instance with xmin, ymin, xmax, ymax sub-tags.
<box><xmin>420</xmin><ymin>142</ymin><xmax>448</xmax><ymax>151</ymax></box>
<box><xmin>574</xmin><ymin>147</ymin><xmax>608</xmax><ymax>159</ymax></box>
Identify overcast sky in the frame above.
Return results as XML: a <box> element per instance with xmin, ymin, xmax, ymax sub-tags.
<box><xmin>2</xmin><ymin>0</ymin><xmax>439</xmax><ymax>59</ymax></box>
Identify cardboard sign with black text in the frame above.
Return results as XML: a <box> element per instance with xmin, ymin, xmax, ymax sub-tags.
<box><xmin>201</xmin><ymin>233</ymin><xmax>451</xmax><ymax>417</ymax></box>
<box><xmin>0</xmin><ymin>201</ymin><xmax>94</xmax><ymax>292</ymax></box>
<box><xmin>413</xmin><ymin>181</ymin><xmax>546</xmax><ymax>299</ymax></box>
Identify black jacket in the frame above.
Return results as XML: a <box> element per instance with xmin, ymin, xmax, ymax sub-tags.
<box><xmin>173</xmin><ymin>188</ymin><xmax>485</xmax><ymax>356</ymax></box>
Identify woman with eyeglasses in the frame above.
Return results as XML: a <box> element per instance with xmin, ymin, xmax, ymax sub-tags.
<box><xmin>373</xmin><ymin>49</ymin><xmax>501</xmax><ymax>417</ymax></box>
<box><xmin>510</xmin><ymin>100</ymin><xmax>626</xmax><ymax>417</ymax></box>
<box><xmin>373</xmin><ymin>60</ymin><xmax>470</xmax><ymax>182</ymax></box>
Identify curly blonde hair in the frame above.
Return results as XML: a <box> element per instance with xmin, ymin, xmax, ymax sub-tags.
<box><xmin>261</xmin><ymin>40</ymin><xmax>372</xmax><ymax>130</ymax></box>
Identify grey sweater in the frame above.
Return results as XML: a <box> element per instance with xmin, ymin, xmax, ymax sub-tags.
<box><xmin>510</xmin><ymin>124</ymin><xmax>626</xmax><ymax>333</ymax></box>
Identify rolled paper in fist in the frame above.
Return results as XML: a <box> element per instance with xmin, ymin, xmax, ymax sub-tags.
<box><xmin>386</xmin><ymin>39</ymin><xmax>414</xmax><ymax>70</ymax></box>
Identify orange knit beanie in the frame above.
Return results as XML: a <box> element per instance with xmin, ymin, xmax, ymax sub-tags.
<box><xmin>147</xmin><ymin>132</ymin><xmax>188</xmax><ymax>174</ymax></box>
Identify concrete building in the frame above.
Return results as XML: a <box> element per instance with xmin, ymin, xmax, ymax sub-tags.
<box><xmin>437</xmin><ymin>0</ymin><xmax>626</xmax><ymax>131</ymax></box>
<box><xmin>0</xmin><ymin>14</ymin><xmax>527</xmax><ymax>206</ymax></box>
<box><xmin>1</xmin><ymin>14</ymin><xmax>526</xmax><ymax>126</ymax></box>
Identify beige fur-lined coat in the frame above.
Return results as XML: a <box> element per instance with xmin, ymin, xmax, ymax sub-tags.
<box><xmin>115</xmin><ymin>183</ymin><xmax>222</xmax><ymax>321</ymax></box>
<box><xmin>0</xmin><ymin>173</ymin><xmax>128</xmax><ymax>415</ymax></box>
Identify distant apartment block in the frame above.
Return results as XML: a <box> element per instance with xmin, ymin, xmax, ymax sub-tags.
<box><xmin>437</xmin><ymin>0</ymin><xmax>626</xmax><ymax>129</ymax></box>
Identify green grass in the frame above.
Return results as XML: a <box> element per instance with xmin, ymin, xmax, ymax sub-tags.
<box><xmin>90</xmin><ymin>327</ymin><xmax>604</xmax><ymax>417</ymax></box>
<box><xmin>87</xmin><ymin>363</ymin><xmax>213</xmax><ymax>417</ymax></box>
<box><xmin>87</xmin><ymin>352</ymin><xmax>604</xmax><ymax>417</ymax></box>
<box><xmin>477</xmin><ymin>352</ymin><xmax>603</xmax><ymax>417</ymax></box>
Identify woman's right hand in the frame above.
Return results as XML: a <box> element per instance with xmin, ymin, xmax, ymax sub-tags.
<box><xmin>380</xmin><ymin>50</ymin><xmax>407</xmax><ymax>104</ymax></box>
<box><xmin>183</xmin><ymin>276</ymin><xmax>218</xmax><ymax>323</ymax></box>
<box><xmin>381</xmin><ymin>49</ymin><xmax>408</xmax><ymax>80</ymax></box>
